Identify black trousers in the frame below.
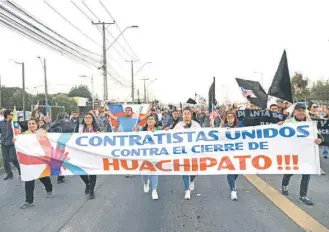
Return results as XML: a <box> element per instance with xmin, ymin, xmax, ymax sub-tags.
<box><xmin>25</xmin><ymin>177</ymin><xmax>53</xmax><ymax>203</ymax></box>
<box><xmin>80</xmin><ymin>175</ymin><xmax>96</xmax><ymax>192</ymax></box>
<box><xmin>282</xmin><ymin>174</ymin><xmax>310</xmax><ymax>197</ymax></box>
<box><xmin>1</xmin><ymin>145</ymin><xmax>20</xmax><ymax>175</ymax></box>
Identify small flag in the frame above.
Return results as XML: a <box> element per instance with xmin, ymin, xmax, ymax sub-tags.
<box><xmin>34</xmin><ymin>101</ymin><xmax>39</xmax><ymax>111</ymax></box>
<box><xmin>12</xmin><ymin>106</ymin><xmax>21</xmax><ymax>135</ymax></box>
<box><xmin>241</xmin><ymin>87</ymin><xmax>257</xmax><ymax>98</ymax></box>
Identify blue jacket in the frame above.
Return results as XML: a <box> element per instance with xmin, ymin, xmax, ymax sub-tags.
<box><xmin>0</xmin><ymin>120</ymin><xmax>14</xmax><ymax>146</ymax></box>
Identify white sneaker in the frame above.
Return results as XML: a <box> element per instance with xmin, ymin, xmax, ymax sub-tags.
<box><xmin>231</xmin><ymin>191</ymin><xmax>238</xmax><ymax>201</ymax></box>
<box><xmin>185</xmin><ymin>190</ymin><xmax>191</xmax><ymax>200</ymax></box>
<box><xmin>189</xmin><ymin>181</ymin><xmax>195</xmax><ymax>191</ymax></box>
<box><xmin>143</xmin><ymin>179</ymin><xmax>150</xmax><ymax>193</ymax></box>
<box><xmin>152</xmin><ymin>190</ymin><xmax>158</xmax><ymax>200</ymax></box>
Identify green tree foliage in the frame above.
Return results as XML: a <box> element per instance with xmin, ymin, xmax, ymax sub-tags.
<box><xmin>291</xmin><ymin>72</ymin><xmax>310</xmax><ymax>101</ymax></box>
<box><xmin>310</xmin><ymin>80</ymin><xmax>329</xmax><ymax>101</ymax></box>
<box><xmin>68</xmin><ymin>85</ymin><xmax>91</xmax><ymax>99</ymax></box>
<box><xmin>52</xmin><ymin>94</ymin><xmax>78</xmax><ymax>113</ymax></box>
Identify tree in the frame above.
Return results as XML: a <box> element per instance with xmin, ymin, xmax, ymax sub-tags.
<box><xmin>310</xmin><ymin>80</ymin><xmax>329</xmax><ymax>101</ymax></box>
<box><xmin>68</xmin><ymin>85</ymin><xmax>91</xmax><ymax>99</ymax></box>
<box><xmin>52</xmin><ymin>94</ymin><xmax>78</xmax><ymax>113</ymax></box>
<box><xmin>291</xmin><ymin>72</ymin><xmax>310</xmax><ymax>101</ymax></box>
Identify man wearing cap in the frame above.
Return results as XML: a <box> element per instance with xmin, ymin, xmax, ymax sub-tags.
<box><xmin>279</xmin><ymin>103</ymin><xmax>323</xmax><ymax>205</ymax></box>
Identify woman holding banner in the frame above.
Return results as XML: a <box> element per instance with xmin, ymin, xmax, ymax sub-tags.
<box><xmin>138</xmin><ymin>115</ymin><xmax>161</xmax><ymax>200</ymax></box>
<box><xmin>79</xmin><ymin>113</ymin><xmax>100</xmax><ymax>199</ymax></box>
<box><xmin>14</xmin><ymin>118</ymin><xmax>53</xmax><ymax>209</ymax></box>
<box><xmin>221</xmin><ymin>110</ymin><xmax>239</xmax><ymax>201</ymax></box>
<box><xmin>174</xmin><ymin>107</ymin><xmax>200</xmax><ymax>200</ymax></box>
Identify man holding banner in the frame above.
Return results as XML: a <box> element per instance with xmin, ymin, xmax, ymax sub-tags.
<box><xmin>280</xmin><ymin>103</ymin><xmax>323</xmax><ymax>206</ymax></box>
<box><xmin>0</xmin><ymin>109</ymin><xmax>21</xmax><ymax>180</ymax></box>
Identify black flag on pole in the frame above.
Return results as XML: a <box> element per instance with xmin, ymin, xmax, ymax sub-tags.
<box><xmin>268</xmin><ymin>50</ymin><xmax>293</xmax><ymax>103</ymax></box>
<box><xmin>186</xmin><ymin>98</ymin><xmax>197</xmax><ymax>104</ymax></box>
<box><xmin>208</xmin><ymin>77</ymin><xmax>217</xmax><ymax>112</ymax></box>
<box><xmin>236</xmin><ymin>78</ymin><xmax>268</xmax><ymax>109</ymax></box>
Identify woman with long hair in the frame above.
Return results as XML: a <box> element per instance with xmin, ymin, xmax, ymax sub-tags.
<box><xmin>14</xmin><ymin>118</ymin><xmax>53</xmax><ymax>209</ymax></box>
<box><xmin>80</xmin><ymin>113</ymin><xmax>100</xmax><ymax>199</ymax></box>
<box><xmin>174</xmin><ymin>107</ymin><xmax>201</xmax><ymax>200</ymax></box>
<box><xmin>140</xmin><ymin>115</ymin><xmax>161</xmax><ymax>200</ymax></box>
<box><xmin>221</xmin><ymin>110</ymin><xmax>239</xmax><ymax>200</ymax></box>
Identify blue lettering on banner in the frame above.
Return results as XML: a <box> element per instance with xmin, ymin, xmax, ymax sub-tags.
<box><xmin>297</xmin><ymin>125</ymin><xmax>310</xmax><ymax>137</ymax></box>
<box><xmin>76</xmin><ymin>136</ymin><xmax>88</xmax><ymax>146</ymax></box>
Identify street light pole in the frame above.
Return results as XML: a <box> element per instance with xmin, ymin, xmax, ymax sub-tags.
<box><xmin>37</xmin><ymin>56</ymin><xmax>48</xmax><ymax>107</ymax></box>
<box><xmin>126</xmin><ymin>60</ymin><xmax>136</xmax><ymax>104</ymax></box>
<box><xmin>79</xmin><ymin>75</ymin><xmax>94</xmax><ymax>109</ymax></box>
<box><xmin>141</xmin><ymin>77</ymin><xmax>149</xmax><ymax>103</ymax></box>
<box><xmin>22</xmin><ymin>62</ymin><xmax>26</xmax><ymax>121</ymax></box>
<box><xmin>106</xmin><ymin>26</ymin><xmax>139</xmax><ymax>52</ymax></box>
<box><xmin>134</xmin><ymin>62</ymin><xmax>152</xmax><ymax>77</ymax></box>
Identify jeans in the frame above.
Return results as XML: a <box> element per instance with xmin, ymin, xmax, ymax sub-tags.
<box><xmin>1</xmin><ymin>145</ymin><xmax>20</xmax><ymax>175</ymax></box>
<box><xmin>25</xmin><ymin>177</ymin><xmax>53</xmax><ymax>203</ymax></box>
<box><xmin>227</xmin><ymin>174</ymin><xmax>238</xmax><ymax>191</ymax></box>
<box><xmin>142</xmin><ymin>175</ymin><xmax>158</xmax><ymax>190</ymax></box>
<box><xmin>80</xmin><ymin>175</ymin><xmax>97</xmax><ymax>192</ymax></box>
<box><xmin>282</xmin><ymin>174</ymin><xmax>310</xmax><ymax>197</ymax></box>
<box><xmin>182</xmin><ymin>175</ymin><xmax>196</xmax><ymax>191</ymax></box>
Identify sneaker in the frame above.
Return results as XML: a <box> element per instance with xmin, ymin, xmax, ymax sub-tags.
<box><xmin>46</xmin><ymin>192</ymin><xmax>53</xmax><ymax>198</ymax></box>
<box><xmin>125</xmin><ymin>175</ymin><xmax>132</xmax><ymax>178</ymax></box>
<box><xmin>282</xmin><ymin>185</ymin><xmax>289</xmax><ymax>196</ymax></box>
<box><xmin>20</xmin><ymin>202</ymin><xmax>34</xmax><ymax>209</ymax></box>
<box><xmin>85</xmin><ymin>185</ymin><xmax>90</xmax><ymax>194</ymax></box>
<box><xmin>152</xmin><ymin>190</ymin><xmax>158</xmax><ymax>200</ymax></box>
<box><xmin>299</xmin><ymin>196</ymin><xmax>314</xmax><ymax>206</ymax></box>
<box><xmin>189</xmin><ymin>181</ymin><xmax>195</xmax><ymax>191</ymax></box>
<box><xmin>185</xmin><ymin>190</ymin><xmax>191</xmax><ymax>200</ymax></box>
<box><xmin>324</xmin><ymin>155</ymin><xmax>328</xmax><ymax>159</ymax></box>
<box><xmin>231</xmin><ymin>191</ymin><xmax>238</xmax><ymax>201</ymax></box>
<box><xmin>4</xmin><ymin>174</ymin><xmax>13</xmax><ymax>181</ymax></box>
<box><xmin>89</xmin><ymin>191</ymin><xmax>95</xmax><ymax>199</ymax></box>
<box><xmin>143</xmin><ymin>179</ymin><xmax>150</xmax><ymax>193</ymax></box>
<box><xmin>57</xmin><ymin>178</ymin><xmax>65</xmax><ymax>184</ymax></box>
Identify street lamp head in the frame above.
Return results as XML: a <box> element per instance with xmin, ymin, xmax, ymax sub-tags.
<box><xmin>130</xmin><ymin>25</ymin><xmax>139</xmax><ymax>28</ymax></box>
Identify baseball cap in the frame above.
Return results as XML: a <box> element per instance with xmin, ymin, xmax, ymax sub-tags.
<box><xmin>294</xmin><ymin>103</ymin><xmax>306</xmax><ymax>110</ymax></box>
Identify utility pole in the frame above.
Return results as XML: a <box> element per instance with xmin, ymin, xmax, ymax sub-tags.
<box><xmin>91</xmin><ymin>75</ymin><xmax>94</xmax><ymax>109</ymax></box>
<box><xmin>137</xmin><ymin>89</ymin><xmax>140</xmax><ymax>104</ymax></box>
<box><xmin>141</xmin><ymin>77</ymin><xmax>149</xmax><ymax>103</ymax></box>
<box><xmin>0</xmin><ymin>75</ymin><xmax>2</xmax><ymax>109</ymax></box>
<box><xmin>22</xmin><ymin>62</ymin><xmax>26</xmax><ymax>121</ymax></box>
<box><xmin>92</xmin><ymin>21</ymin><xmax>115</xmax><ymax>101</ymax></box>
<box><xmin>43</xmin><ymin>58</ymin><xmax>48</xmax><ymax>106</ymax></box>
<box><xmin>126</xmin><ymin>60</ymin><xmax>135</xmax><ymax>104</ymax></box>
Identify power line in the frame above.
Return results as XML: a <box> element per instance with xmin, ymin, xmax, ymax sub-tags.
<box><xmin>99</xmin><ymin>0</ymin><xmax>140</xmax><ymax>63</ymax></box>
<box><xmin>0</xmin><ymin>4</ymin><xmax>100</xmax><ymax>65</ymax></box>
<box><xmin>6</xmin><ymin>0</ymin><xmax>101</xmax><ymax>58</ymax></box>
<box><xmin>82</xmin><ymin>0</ymin><xmax>135</xmax><ymax>60</ymax></box>
<box><xmin>44</xmin><ymin>0</ymin><xmax>101</xmax><ymax>47</ymax></box>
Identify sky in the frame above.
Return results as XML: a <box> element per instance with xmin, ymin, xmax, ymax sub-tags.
<box><xmin>1</xmin><ymin>0</ymin><xmax>329</xmax><ymax>105</ymax></box>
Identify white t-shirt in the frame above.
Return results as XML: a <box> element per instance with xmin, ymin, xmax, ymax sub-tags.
<box><xmin>173</xmin><ymin>120</ymin><xmax>201</xmax><ymax>130</ymax></box>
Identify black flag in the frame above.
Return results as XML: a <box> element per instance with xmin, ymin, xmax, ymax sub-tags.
<box><xmin>208</xmin><ymin>77</ymin><xmax>217</xmax><ymax>112</ymax></box>
<box><xmin>186</xmin><ymin>98</ymin><xmax>197</xmax><ymax>104</ymax></box>
<box><xmin>268</xmin><ymin>50</ymin><xmax>293</xmax><ymax>103</ymax></box>
<box><xmin>236</xmin><ymin>78</ymin><xmax>268</xmax><ymax>109</ymax></box>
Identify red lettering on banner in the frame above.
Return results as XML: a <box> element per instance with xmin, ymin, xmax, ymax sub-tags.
<box><xmin>173</xmin><ymin>159</ymin><xmax>191</xmax><ymax>171</ymax></box>
<box><xmin>121</xmin><ymin>160</ymin><xmax>139</xmax><ymax>170</ymax></box>
<box><xmin>155</xmin><ymin>160</ymin><xmax>172</xmax><ymax>171</ymax></box>
<box><xmin>200</xmin><ymin>157</ymin><xmax>217</xmax><ymax>171</ymax></box>
<box><xmin>234</xmin><ymin>155</ymin><xmax>251</xmax><ymax>170</ymax></box>
<box><xmin>217</xmin><ymin>156</ymin><xmax>235</xmax><ymax>170</ymax></box>
<box><xmin>139</xmin><ymin>160</ymin><xmax>156</xmax><ymax>171</ymax></box>
<box><xmin>252</xmin><ymin>155</ymin><xmax>272</xmax><ymax>170</ymax></box>
<box><xmin>191</xmin><ymin>158</ymin><xmax>199</xmax><ymax>171</ymax></box>
<box><xmin>103</xmin><ymin>158</ymin><xmax>119</xmax><ymax>171</ymax></box>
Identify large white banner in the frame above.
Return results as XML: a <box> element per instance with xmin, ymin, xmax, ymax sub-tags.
<box><xmin>15</xmin><ymin>122</ymin><xmax>320</xmax><ymax>181</ymax></box>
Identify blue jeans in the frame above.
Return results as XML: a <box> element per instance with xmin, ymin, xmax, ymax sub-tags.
<box><xmin>227</xmin><ymin>174</ymin><xmax>238</xmax><ymax>191</ymax></box>
<box><xmin>142</xmin><ymin>175</ymin><xmax>158</xmax><ymax>190</ymax></box>
<box><xmin>182</xmin><ymin>175</ymin><xmax>196</xmax><ymax>191</ymax></box>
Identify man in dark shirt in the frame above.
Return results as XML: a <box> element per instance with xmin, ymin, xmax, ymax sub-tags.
<box><xmin>0</xmin><ymin>110</ymin><xmax>21</xmax><ymax>180</ymax></box>
<box><xmin>163</xmin><ymin>110</ymin><xmax>182</xmax><ymax>130</ymax></box>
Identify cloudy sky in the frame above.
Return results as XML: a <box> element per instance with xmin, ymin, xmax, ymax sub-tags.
<box><xmin>1</xmin><ymin>0</ymin><xmax>329</xmax><ymax>104</ymax></box>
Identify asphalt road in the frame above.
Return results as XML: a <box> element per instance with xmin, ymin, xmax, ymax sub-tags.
<box><xmin>0</xmin><ymin>170</ymin><xmax>311</xmax><ymax>232</ymax></box>
<box><xmin>1</xmin><ymin>156</ymin><xmax>329</xmax><ymax>232</ymax></box>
